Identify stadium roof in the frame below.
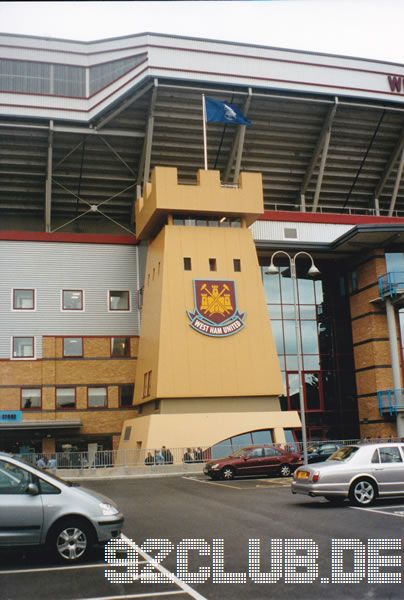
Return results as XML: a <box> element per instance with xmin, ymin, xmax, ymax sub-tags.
<box><xmin>1</xmin><ymin>32</ymin><xmax>404</xmax><ymax>234</ymax></box>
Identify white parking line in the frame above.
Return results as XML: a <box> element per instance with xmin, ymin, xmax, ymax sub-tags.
<box><xmin>182</xmin><ymin>476</ymin><xmax>243</xmax><ymax>490</ymax></box>
<box><xmin>121</xmin><ymin>534</ymin><xmax>208</xmax><ymax>600</ymax></box>
<box><xmin>81</xmin><ymin>592</ymin><xmax>188</xmax><ymax>599</ymax></box>
<box><xmin>351</xmin><ymin>506</ymin><xmax>404</xmax><ymax>518</ymax></box>
<box><xmin>355</xmin><ymin>504</ymin><xmax>404</xmax><ymax>510</ymax></box>
<box><xmin>0</xmin><ymin>560</ymin><xmax>148</xmax><ymax>576</ymax></box>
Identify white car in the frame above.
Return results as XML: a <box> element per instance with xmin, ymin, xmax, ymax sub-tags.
<box><xmin>291</xmin><ymin>443</ymin><xmax>404</xmax><ymax>506</ymax></box>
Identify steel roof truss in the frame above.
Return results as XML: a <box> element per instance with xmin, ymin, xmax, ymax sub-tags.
<box><xmin>51</xmin><ymin>177</ymin><xmax>136</xmax><ymax>233</ymax></box>
<box><xmin>374</xmin><ymin>127</ymin><xmax>404</xmax><ymax>201</ymax></box>
<box><xmin>137</xmin><ymin>78</ymin><xmax>158</xmax><ymax>193</ymax></box>
<box><xmin>45</xmin><ymin>120</ymin><xmax>53</xmax><ymax>233</ymax></box>
<box><xmin>94</xmin><ymin>81</ymin><xmax>155</xmax><ymax>131</ymax></box>
<box><xmin>98</xmin><ymin>135</ymin><xmax>136</xmax><ymax>177</ymax></box>
<box><xmin>299</xmin><ymin>98</ymin><xmax>338</xmax><ymax>208</ymax></box>
<box><xmin>223</xmin><ymin>88</ymin><xmax>252</xmax><ymax>183</ymax></box>
<box><xmin>388</xmin><ymin>147</ymin><xmax>404</xmax><ymax>217</ymax></box>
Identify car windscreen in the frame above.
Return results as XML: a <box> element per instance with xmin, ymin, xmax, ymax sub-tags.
<box><xmin>11</xmin><ymin>456</ymin><xmax>73</xmax><ymax>487</ymax></box>
<box><xmin>328</xmin><ymin>446</ymin><xmax>359</xmax><ymax>461</ymax></box>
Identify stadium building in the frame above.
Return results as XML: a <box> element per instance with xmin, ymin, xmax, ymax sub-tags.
<box><xmin>0</xmin><ymin>32</ymin><xmax>403</xmax><ymax>456</ymax></box>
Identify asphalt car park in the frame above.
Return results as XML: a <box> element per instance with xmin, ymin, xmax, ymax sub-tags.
<box><xmin>2</xmin><ymin>474</ymin><xmax>404</xmax><ymax>600</ymax></box>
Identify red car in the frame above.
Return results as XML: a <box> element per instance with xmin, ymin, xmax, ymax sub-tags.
<box><xmin>203</xmin><ymin>445</ymin><xmax>302</xmax><ymax>480</ymax></box>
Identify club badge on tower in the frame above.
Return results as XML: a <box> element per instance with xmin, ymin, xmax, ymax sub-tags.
<box><xmin>187</xmin><ymin>280</ymin><xmax>245</xmax><ymax>337</ymax></box>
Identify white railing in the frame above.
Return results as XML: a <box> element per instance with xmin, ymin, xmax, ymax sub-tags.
<box><xmin>16</xmin><ymin>438</ymin><xmax>404</xmax><ymax>471</ymax></box>
<box><xmin>267</xmin><ymin>204</ymin><xmax>404</xmax><ymax>218</ymax></box>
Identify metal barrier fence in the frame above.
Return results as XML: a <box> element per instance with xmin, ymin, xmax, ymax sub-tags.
<box><xmin>16</xmin><ymin>437</ymin><xmax>404</xmax><ymax>470</ymax></box>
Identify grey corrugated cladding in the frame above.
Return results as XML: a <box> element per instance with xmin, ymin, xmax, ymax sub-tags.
<box><xmin>0</xmin><ymin>241</ymin><xmax>140</xmax><ymax>359</ymax></box>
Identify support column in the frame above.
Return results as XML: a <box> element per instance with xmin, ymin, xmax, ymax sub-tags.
<box><xmin>385</xmin><ymin>299</ymin><xmax>403</xmax><ymax>435</ymax></box>
<box><xmin>45</xmin><ymin>120</ymin><xmax>54</xmax><ymax>232</ymax></box>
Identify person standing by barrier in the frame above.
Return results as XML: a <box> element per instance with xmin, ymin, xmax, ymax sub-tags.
<box><xmin>47</xmin><ymin>456</ymin><xmax>57</xmax><ymax>470</ymax></box>
<box><xmin>162</xmin><ymin>446</ymin><xmax>173</xmax><ymax>464</ymax></box>
<box><xmin>36</xmin><ymin>456</ymin><xmax>47</xmax><ymax>469</ymax></box>
<box><xmin>145</xmin><ymin>452</ymin><xmax>154</xmax><ymax>466</ymax></box>
<box><xmin>183</xmin><ymin>448</ymin><xmax>194</xmax><ymax>463</ymax></box>
<box><xmin>154</xmin><ymin>449</ymin><xmax>164</xmax><ymax>464</ymax></box>
<box><xmin>194</xmin><ymin>447</ymin><xmax>203</xmax><ymax>462</ymax></box>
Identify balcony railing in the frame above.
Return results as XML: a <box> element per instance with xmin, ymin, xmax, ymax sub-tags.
<box><xmin>377</xmin><ymin>389</ymin><xmax>404</xmax><ymax>416</ymax></box>
<box><xmin>378</xmin><ymin>272</ymin><xmax>404</xmax><ymax>300</ymax></box>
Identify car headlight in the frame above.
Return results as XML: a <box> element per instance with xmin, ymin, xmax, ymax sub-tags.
<box><xmin>210</xmin><ymin>463</ymin><xmax>220</xmax><ymax>470</ymax></box>
<box><xmin>99</xmin><ymin>502</ymin><xmax>119</xmax><ymax>516</ymax></box>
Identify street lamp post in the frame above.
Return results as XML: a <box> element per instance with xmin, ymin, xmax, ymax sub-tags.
<box><xmin>266</xmin><ymin>251</ymin><xmax>320</xmax><ymax>465</ymax></box>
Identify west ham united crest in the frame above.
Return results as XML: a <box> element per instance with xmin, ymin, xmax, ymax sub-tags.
<box><xmin>187</xmin><ymin>280</ymin><xmax>245</xmax><ymax>337</ymax></box>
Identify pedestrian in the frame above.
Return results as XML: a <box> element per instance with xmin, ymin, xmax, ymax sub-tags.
<box><xmin>36</xmin><ymin>456</ymin><xmax>47</xmax><ymax>469</ymax></box>
<box><xmin>47</xmin><ymin>456</ymin><xmax>57</xmax><ymax>470</ymax></box>
<box><xmin>183</xmin><ymin>448</ymin><xmax>194</xmax><ymax>463</ymax></box>
<box><xmin>154</xmin><ymin>449</ymin><xmax>164</xmax><ymax>464</ymax></box>
<box><xmin>161</xmin><ymin>446</ymin><xmax>173</xmax><ymax>464</ymax></box>
<box><xmin>144</xmin><ymin>452</ymin><xmax>154</xmax><ymax>466</ymax></box>
<box><xmin>194</xmin><ymin>447</ymin><xmax>203</xmax><ymax>462</ymax></box>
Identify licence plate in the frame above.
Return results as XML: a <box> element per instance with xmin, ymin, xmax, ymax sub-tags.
<box><xmin>297</xmin><ymin>471</ymin><xmax>310</xmax><ymax>480</ymax></box>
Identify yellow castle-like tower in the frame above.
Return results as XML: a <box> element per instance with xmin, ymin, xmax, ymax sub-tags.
<box><xmin>119</xmin><ymin>167</ymin><xmax>300</xmax><ymax>451</ymax></box>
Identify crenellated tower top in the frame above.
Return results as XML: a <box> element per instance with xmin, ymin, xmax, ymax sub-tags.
<box><xmin>135</xmin><ymin>167</ymin><xmax>264</xmax><ymax>240</ymax></box>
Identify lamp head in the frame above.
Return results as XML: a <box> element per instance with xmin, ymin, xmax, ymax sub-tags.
<box><xmin>265</xmin><ymin>263</ymin><xmax>280</xmax><ymax>275</ymax></box>
<box><xmin>307</xmin><ymin>264</ymin><xmax>320</xmax><ymax>277</ymax></box>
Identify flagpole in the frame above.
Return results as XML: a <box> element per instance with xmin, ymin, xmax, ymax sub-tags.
<box><xmin>202</xmin><ymin>94</ymin><xmax>208</xmax><ymax>170</ymax></box>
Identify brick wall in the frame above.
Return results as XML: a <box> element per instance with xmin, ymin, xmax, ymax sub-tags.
<box><xmin>349</xmin><ymin>251</ymin><xmax>396</xmax><ymax>437</ymax></box>
<box><xmin>0</xmin><ymin>336</ymin><xmax>139</xmax><ymax>450</ymax></box>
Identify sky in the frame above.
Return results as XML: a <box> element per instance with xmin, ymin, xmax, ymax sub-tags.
<box><xmin>0</xmin><ymin>0</ymin><xmax>403</xmax><ymax>64</ymax></box>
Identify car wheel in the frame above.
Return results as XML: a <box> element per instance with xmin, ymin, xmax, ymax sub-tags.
<box><xmin>349</xmin><ymin>478</ymin><xmax>377</xmax><ymax>507</ymax></box>
<box><xmin>324</xmin><ymin>496</ymin><xmax>345</xmax><ymax>505</ymax></box>
<box><xmin>279</xmin><ymin>464</ymin><xmax>292</xmax><ymax>477</ymax></box>
<box><xmin>47</xmin><ymin>518</ymin><xmax>95</xmax><ymax>562</ymax></box>
<box><xmin>221</xmin><ymin>466</ymin><xmax>235</xmax><ymax>480</ymax></box>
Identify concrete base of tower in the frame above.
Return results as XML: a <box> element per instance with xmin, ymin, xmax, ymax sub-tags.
<box><xmin>118</xmin><ymin>396</ymin><xmax>301</xmax><ymax>453</ymax></box>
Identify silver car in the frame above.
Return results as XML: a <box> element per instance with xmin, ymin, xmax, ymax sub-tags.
<box><xmin>0</xmin><ymin>452</ymin><xmax>124</xmax><ymax>562</ymax></box>
<box><xmin>291</xmin><ymin>443</ymin><xmax>404</xmax><ymax>506</ymax></box>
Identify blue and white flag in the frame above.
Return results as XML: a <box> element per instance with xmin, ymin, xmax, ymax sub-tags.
<box><xmin>204</xmin><ymin>97</ymin><xmax>251</xmax><ymax>126</ymax></box>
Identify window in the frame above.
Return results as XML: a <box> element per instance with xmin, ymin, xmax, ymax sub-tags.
<box><xmin>12</xmin><ymin>337</ymin><xmax>34</xmax><ymax>359</ymax></box>
<box><xmin>351</xmin><ymin>271</ymin><xmax>358</xmax><ymax>293</ymax></box>
<box><xmin>56</xmin><ymin>387</ymin><xmax>76</xmax><ymax>409</ymax></box>
<box><xmin>379</xmin><ymin>446</ymin><xmax>402</xmax><ymax>463</ymax></box>
<box><xmin>111</xmin><ymin>337</ymin><xmax>130</xmax><ymax>357</ymax></box>
<box><xmin>233</xmin><ymin>259</ymin><xmax>241</xmax><ymax>272</ymax></box>
<box><xmin>123</xmin><ymin>426</ymin><xmax>132</xmax><ymax>441</ymax></box>
<box><xmin>0</xmin><ymin>460</ymin><xmax>32</xmax><ymax>494</ymax></box>
<box><xmin>247</xmin><ymin>448</ymin><xmax>263</xmax><ymax>458</ymax></box>
<box><xmin>13</xmin><ymin>289</ymin><xmax>35</xmax><ymax>310</ymax></box>
<box><xmin>120</xmin><ymin>384</ymin><xmax>134</xmax><ymax>407</ymax></box>
<box><xmin>138</xmin><ymin>287</ymin><xmax>144</xmax><ymax>310</ymax></box>
<box><xmin>371</xmin><ymin>450</ymin><xmax>380</xmax><ymax>464</ymax></box>
<box><xmin>263</xmin><ymin>447</ymin><xmax>279</xmax><ymax>457</ymax></box>
<box><xmin>62</xmin><ymin>290</ymin><xmax>83</xmax><ymax>311</ymax></box>
<box><xmin>88</xmin><ymin>387</ymin><xmax>107</xmax><ymax>408</ymax></box>
<box><xmin>143</xmin><ymin>371</ymin><xmax>152</xmax><ymax>398</ymax></box>
<box><xmin>109</xmin><ymin>290</ymin><xmax>130</xmax><ymax>311</ymax></box>
<box><xmin>63</xmin><ymin>337</ymin><xmax>83</xmax><ymax>357</ymax></box>
<box><xmin>38</xmin><ymin>479</ymin><xmax>61</xmax><ymax>494</ymax></box>
<box><xmin>21</xmin><ymin>388</ymin><xmax>41</xmax><ymax>409</ymax></box>
<box><xmin>209</xmin><ymin>258</ymin><xmax>217</xmax><ymax>271</ymax></box>
<box><xmin>89</xmin><ymin>55</ymin><xmax>146</xmax><ymax>95</ymax></box>
<box><xmin>184</xmin><ymin>257</ymin><xmax>192</xmax><ymax>271</ymax></box>
<box><xmin>0</xmin><ymin>59</ymin><xmax>85</xmax><ymax>97</ymax></box>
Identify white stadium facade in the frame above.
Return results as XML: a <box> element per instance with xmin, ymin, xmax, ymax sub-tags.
<box><xmin>0</xmin><ymin>31</ymin><xmax>403</xmax><ymax>455</ymax></box>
